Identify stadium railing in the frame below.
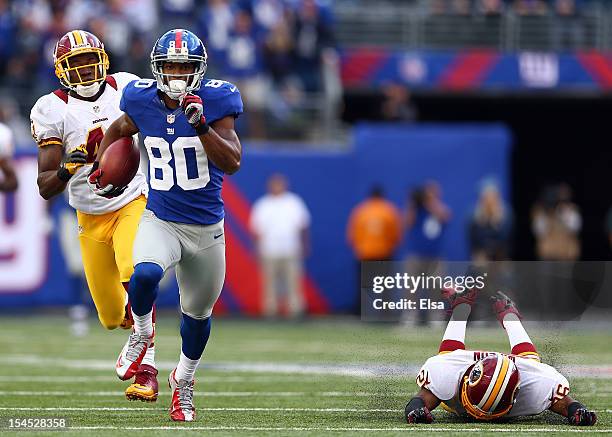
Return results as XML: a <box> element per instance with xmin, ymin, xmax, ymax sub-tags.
<box><xmin>335</xmin><ymin>2</ymin><xmax>607</xmax><ymax>51</ymax></box>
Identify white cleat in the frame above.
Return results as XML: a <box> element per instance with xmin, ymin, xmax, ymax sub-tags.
<box><xmin>168</xmin><ymin>368</ymin><xmax>196</xmax><ymax>422</ymax></box>
<box><xmin>115</xmin><ymin>330</ymin><xmax>154</xmax><ymax>381</ymax></box>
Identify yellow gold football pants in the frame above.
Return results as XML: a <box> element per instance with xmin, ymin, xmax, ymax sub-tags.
<box><xmin>76</xmin><ymin>195</ymin><xmax>146</xmax><ymax>329</ymax></box>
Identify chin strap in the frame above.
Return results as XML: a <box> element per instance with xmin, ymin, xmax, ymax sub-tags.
<box><xmin>74</xmin><ymin>81</ymin><xmax>102</xmax><ymax>98</ymax></box>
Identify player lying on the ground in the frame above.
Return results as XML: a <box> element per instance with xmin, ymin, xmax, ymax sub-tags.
<box><xmin>91</xmin><ymin>29</ymin><xmax>243</xmax><ymax>422</ymax></box>
<box><xmin>31</xmin><ymin>30</ymin><xmax>158</xmax><ymax>401</ymax></box>
<box><xmin>404</xmin><ymin>290</ymin><xmax>597</xmax><ymax>426</ymax></box>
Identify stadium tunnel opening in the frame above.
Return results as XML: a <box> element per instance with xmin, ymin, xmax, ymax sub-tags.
<box><xmin>343</xmin><ymin>91</ymin><xmax>612</xmax><ymax>261</ymax></box>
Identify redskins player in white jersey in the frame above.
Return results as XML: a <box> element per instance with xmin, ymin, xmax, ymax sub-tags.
<box><xmin>405</xmin><ymin>290</ymin><xmax>597</xmax><ymax>426</ymax></box>
<box><xmin>30</xmin><ymin>30</ymin><xmax>158</xmax><ymax>402</ymax></box>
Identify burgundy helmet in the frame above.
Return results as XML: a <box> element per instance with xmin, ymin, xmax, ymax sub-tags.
<box><xmin>53</xmin><ymin>30</ymin><xmax>109</xmax><ymax>90</ymax></box>
<box><xmin>460</xmin><ymin>353</ymin><xmax>520</xmax><ymax>420</ymax></box>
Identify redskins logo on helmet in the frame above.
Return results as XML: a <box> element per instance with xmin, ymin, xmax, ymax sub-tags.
<box><xmin>54</xmin><ymin>30</ymin><xmax>109</xmax><ymax>92</ymax></box>
<box><xmin>460</xmin><ymin>354</ymin><xmax>520</xmax><ymax>420</ymax></box>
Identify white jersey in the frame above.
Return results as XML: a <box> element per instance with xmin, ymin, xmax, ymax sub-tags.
<box><xmin>30</xmin><ymin>72</ymin><xmax>147</xmax><ymax>214</ymax></box>
<box><xmin>250</xmin><ymin>192</ymin><xmax>311</xmax><ymax>257</ymax></box>
<box><xmin>416</xmin><ymin>350</ymin><xmax>570</xmax><ymax>418</ymax></box>
<box><xmin>0</xmin><ymin>122</ymin><xmax>13</xmax><ymax>158</ymax></box>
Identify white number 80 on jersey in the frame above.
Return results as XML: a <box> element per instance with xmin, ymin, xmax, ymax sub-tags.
<box><xmin>144</xmin><ymin>136</ymin><xmax>210</xmax><ymax>191</ymax></box>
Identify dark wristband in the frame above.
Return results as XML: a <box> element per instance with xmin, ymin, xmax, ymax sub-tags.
<box><xmin>195</xmin><ymin>121</ymin><xmax>210</xmax><ymax>136</ymax></box>
<box><xmin>567</xmin><ymin>401</ymin><xmax>585</xmax><ymax>417</ymax></box>
<box><xmin>405</xmin><ymin>397</ymin><xmax>426</xmax><ymax>415</ymax></box>
<box><xmin>57</xmin><ymin>166</ymin><xmax>72</xmax><ymax>182</ymax></box>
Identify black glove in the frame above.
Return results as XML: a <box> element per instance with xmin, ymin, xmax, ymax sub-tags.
<box><xmin>405</xmin><ymin>398</ymin><xmax>434</xmax><ymax>424</ymax></box>
<box><xmin>406</xmin><ymin>407</ymin><xmax>434</xmax><ymax>424</ymax></box>
<box><xmin>100</xmin><ymin>185</ymin><xmax>127</xmax><ymax>199</ymax></box>
<box><xmin>57</xmin><ymin>144</ymin><xmax>88</xmax><ymax>182</ymax></box>
<box><xmin>568</xmin><ymin>406</ymin><xmax>597</xmax><ymax>426</ymax></box>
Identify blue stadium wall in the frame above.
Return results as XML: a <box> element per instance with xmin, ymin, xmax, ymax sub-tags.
<box><xmin>0</xmin><ymin>123</ymin><xmax>510</xmax><ymax>314</ymax></box>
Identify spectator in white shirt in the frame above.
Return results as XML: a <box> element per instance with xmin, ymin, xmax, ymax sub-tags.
<box><xmin>0</xmin><ymin>122</ymin><xmax>18</xmax><ymax>192</ymax></box>
<box><xmin>250</xmin><ymin>173</ymin><xmax>310</xmax><ymax>318</ymax></box>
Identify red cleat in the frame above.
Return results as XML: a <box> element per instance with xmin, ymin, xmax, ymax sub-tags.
<box><xmin>168</xmin><ymin>368</ymin><xmax>196</xmax><ymax>422</ymax></box>
<box><xmin>125</xmin><ymin>364</ymin><xmax>159</xmax><ymax>402</ymax></box>
<box><xmin>441</xmin><ymin>287</ymin><xmax>478</xmax><ymax>311</ymax></box>
<box><xmin>490</xmin><ymin>291</ymin><xmax>522</xmax><ymax>327</ymax></box>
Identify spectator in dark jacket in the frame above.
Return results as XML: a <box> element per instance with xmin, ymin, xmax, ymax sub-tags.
<box><xmin>292</xmin><ymin>0</ymin><xmax>334</xmax><ymax>92</ymax></box>
<box><xmin>469</xmin><ymin>184</ymin><xmax>513</xmax><ymax>262</ymax></box>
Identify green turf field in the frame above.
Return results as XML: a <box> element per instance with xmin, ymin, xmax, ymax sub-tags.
<box><xmin>0</xmin><ymin>315</ymin><xmax>609</xmax><ymax>436</ymax></box>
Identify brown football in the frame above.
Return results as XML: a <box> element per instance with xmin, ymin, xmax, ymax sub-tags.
<box><xmin>98</xmin><ymin>137</ymin><xmax>140</xmax><ymax>188</ymax></box>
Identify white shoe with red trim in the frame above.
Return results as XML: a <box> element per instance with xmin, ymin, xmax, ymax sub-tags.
<box><xmin>168</xmin><ymin>368</ymin><xmax>196</xmax><ymax>422</ymax></box>
<box><xmin>115</xmin><ymin>330</ymin><xmax>154</xmax><ymax>381</ymax></box>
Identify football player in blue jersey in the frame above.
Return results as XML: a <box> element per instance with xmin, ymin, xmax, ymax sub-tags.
<box><xmin>91</xmin><ymin>29</ymin><xmax>243</xmax><ymax>421</ymax></box>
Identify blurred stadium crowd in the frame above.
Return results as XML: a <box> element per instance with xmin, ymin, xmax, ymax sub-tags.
<box><xmin>0</xmin><ymin>0</ymin><xmax>340</xmax><ymax>142</ymax></box>
<box><xmin>2</xmin><ymin>0</ymin><xmax>612</xmax><ymax>144</ymax></box>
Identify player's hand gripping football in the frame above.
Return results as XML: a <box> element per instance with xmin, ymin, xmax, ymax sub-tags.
<box><xmin>180</xmin><ymin>93</ymin><xmax>209</xmax><ymax>133</ymax></box>
<box><xmin>405</xmin><ymin>407</ymin><xmax>434</xmax><ymax>424</ymax></box>
<box><xmin>57</xmin><ymin>144</ymin><xmax>88</xmax><ymax>181</ymax></box>
<box><xmin>87</xmin><ymin>161</ymin><xmax>127</xmax><ymax>199</ymax></box>
<box><xmin>568</xmin><ymin>407</ymin><xmax>597</xmax><ymax>426</ymax></box>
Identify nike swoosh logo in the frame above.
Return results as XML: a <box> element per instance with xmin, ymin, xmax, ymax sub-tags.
<box><xmin>230</xmin><ymin>86</ymin><xmax>237</xmax><ymax>92</ymax></box>
<box><xmin>213</xmin><ymin>233</ymin><xmax>224</xmax><ymax>239</ymax></box>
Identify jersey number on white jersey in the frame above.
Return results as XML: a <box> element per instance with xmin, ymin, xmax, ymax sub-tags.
<box><xmin>85</xmin><ymin>126</ymin><xmax>104</xmax><ymax>163</ymax></box>
<box><xmin>144</xmin><ymin>137</ymin><xmax>210</xmax><ymax>191</ymax></box>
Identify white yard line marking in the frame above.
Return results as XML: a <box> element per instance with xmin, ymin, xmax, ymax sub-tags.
<box><xmin>0</xmin><ymin>375</ymin><xmax>325</xmax><ymax>383</ymax></box>
<box><xmin>0</xmin><ymin>407</ymin><xmax>397</xmax><ymax>412</ymax></box>
<box><xmin>0</xmin><ymin>407</ymin><xmax>610</xmax><ymax>413</ymax></box>
<box><xmin>40</xmin><ymin>425</ymin><xmax>612</xmax><ymax>433</ymax></box>
<box><xmin>1</xmin><ymin>355</ymin><xmax>610</xmax><ymax>378</ymax></box>
<box><xmin>0</xmin><ymin>389</ymin><xmax>602</xmax><ymax>398</ymax></box>
<box><xmin>0</xmin><ymin>356</ymin><xmax>410</xmax><ymax>377</ymax></box>
<box><xmin>0</xmin><ymin>391</ymin><xmax>406</xmax><ymax>397</ymax></box>
<box><xmin>0</xmin><ymin>376</ymin><xmax>116</xmax><ymax>383</ymax></box>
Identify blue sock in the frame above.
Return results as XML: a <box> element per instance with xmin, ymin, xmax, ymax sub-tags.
<box><xmin>180</xmin><ymin>313</ymin><xmax>212</xmax><ymax>360</ymax></box>
<box><xmin>129</xmin><ymin>262</ymin><xmax>163</xmax><ymax>316</ymax></box>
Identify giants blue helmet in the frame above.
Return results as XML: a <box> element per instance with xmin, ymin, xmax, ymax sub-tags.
<box><xmin>150</xmin><ymin>29</ymin><xmax>207</xmax><ymax>99</ymax></box>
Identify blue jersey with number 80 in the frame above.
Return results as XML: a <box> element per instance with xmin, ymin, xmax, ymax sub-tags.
<box><xmin>120</xmin><ymin>78</ymin><xmax>243</xmax><ymax>225</ymax></box>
